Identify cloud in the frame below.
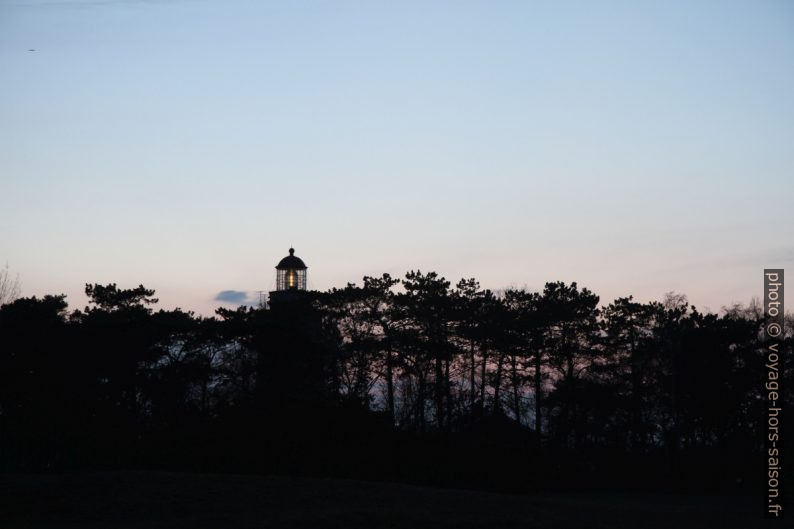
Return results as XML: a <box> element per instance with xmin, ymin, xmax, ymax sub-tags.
<box><xmin>214</xmin><ymin>290</ymin><xmax>252</xmax><ymax>305</ymax></box>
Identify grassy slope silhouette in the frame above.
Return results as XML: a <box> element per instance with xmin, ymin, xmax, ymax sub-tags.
<box><xmin>0</xmin><ymin>471</ymin><xmax>762</xmax><ymax>529</ymax></box>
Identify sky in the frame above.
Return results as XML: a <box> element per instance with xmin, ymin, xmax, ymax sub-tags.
<box><xmin>1</xmin><ymin>0</ymin><xmax>792</xmax><ymax>315</ymax></box>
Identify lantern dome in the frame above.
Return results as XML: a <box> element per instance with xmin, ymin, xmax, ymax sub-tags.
<box><xmin>276</xmin><ymin>247</ymin><xmax>307</xmax><ymax>270</ymax></box>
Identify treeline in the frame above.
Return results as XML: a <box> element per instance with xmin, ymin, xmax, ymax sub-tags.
<box><xmin>1</xmin><ymin>273</ymin><xmax>791</xmax><ymax>492</ymax></box>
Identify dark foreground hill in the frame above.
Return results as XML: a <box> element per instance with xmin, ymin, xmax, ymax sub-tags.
<box><xmin>0</xmin><ymin>471</ymin><xmax>767</xmax><ymax>529</ymax></box>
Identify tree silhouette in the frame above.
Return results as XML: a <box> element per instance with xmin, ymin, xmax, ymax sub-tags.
<box><xmin>0</xmin><ymin>263</ymin><xmax>21</xmax><ymax>306</ymax></box>
<box><xmin>0</xmin><ymin>275</ymin><xmax>789</xmax><ymax>495</ymax></box>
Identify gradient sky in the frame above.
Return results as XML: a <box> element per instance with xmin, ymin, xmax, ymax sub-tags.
<box><xmin>1</xmin><ymin>0</ymin><xmax>792</xmax><ymax>315</ymax></box>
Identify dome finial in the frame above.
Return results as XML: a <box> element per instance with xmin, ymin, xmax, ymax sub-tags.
<box><xmin>289</xmin><ymin>247</ymin><xmax>295</xmax><ymax>256</ymax></box>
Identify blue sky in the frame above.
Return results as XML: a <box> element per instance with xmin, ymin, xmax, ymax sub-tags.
<box><xmin>1</xmin><ymin>0</ymin><xmax>792</xmax><ymax>314</ymax></box>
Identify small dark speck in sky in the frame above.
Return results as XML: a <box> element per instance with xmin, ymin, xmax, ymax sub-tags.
<box><xmin>28</xmin><ymin>49</ymin><xmax>36</xmax><ymax>52</ymax></box>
